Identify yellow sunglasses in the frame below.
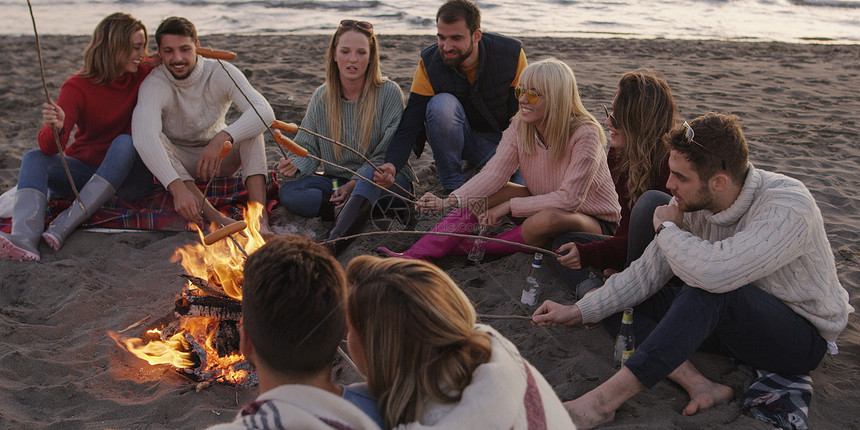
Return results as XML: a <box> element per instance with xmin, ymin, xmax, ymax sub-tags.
<box><xmin>514</xmin><ymin>86</ymin><xmax>542</xmax><ymax>104</ymax></box>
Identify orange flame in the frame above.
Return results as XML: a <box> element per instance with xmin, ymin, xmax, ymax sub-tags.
<box><xmin>170</xmin><ymin>202</ymin><xmax>266</xmax><ymax>300</ymax></box>
<box><xmin>114</xmin><ymin>203</ymin><xmax>266</xmax><ymax>384</ymax></box>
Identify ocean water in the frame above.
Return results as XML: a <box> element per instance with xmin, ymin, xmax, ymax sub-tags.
<box><xmin>3</xmin><ymin>0</ymin><xmax>859</xmax><ymax>44</ymax></box>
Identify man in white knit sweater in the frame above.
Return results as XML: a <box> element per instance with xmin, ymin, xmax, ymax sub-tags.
<box><xmin>532</xmin><ymin>113</ymin><xmax>852</xmax><ymax>429</ymax></box>
<box><xmin>132</xmin><ymin>17</ymin><xmax>274</xmax><ymax>234</ymax></box>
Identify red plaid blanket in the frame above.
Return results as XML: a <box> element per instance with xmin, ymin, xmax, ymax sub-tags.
<box><xmin>0</xmin><ymin>171</ymin><xmax>280</xmax><ymax>233</ymax></box>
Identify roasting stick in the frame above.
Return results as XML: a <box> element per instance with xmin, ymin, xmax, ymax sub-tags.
<box><xmin>201</xmin><ymin>141</ymin><xmax>233</xmax><ymax>212</ymax></box>
<box><xmin>337</xmin><ymin>346</ymin><xmax>365</xmax><ymax>382</ymax></box>
<box><xmin>207</xmin><ymin>55</ymin><xmax>420</xmax><ymax>206</ymax></box>
<box><xmin>26</xmin><ymin>0</ymin><xmax>87</xmax><ymax>216</ymax></box>
<box><xmin>321</xmin><ymin>230</ymin><xmax>561</xmax><ymax>258</ymax></box>
<box><xmin>203</xmin><ymin>221</ymin><xmax>250</xmax><ymax>258</ymax></box>
<box><xmin>273</xmin><ymin>131</ymin><xmax>420</xmax><ymax>206</ymax></box>
<box><xmin>272</xmin><ymin>120</ymin><xmax>416</xmax><ymax>201</ymax></box>
<box><xmin>477</xmin><ymin>314</ymin><xmax>533</xmax><ymax>321</ymax></box>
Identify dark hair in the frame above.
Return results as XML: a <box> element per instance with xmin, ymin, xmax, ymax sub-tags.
<box><xmin>155</xmin><ymin>16</ymin><xmax>197</xmax><ymax>46</ymax></box>
<box><xmin>663</xmin><ymin>112</ymin><xmax>749</xmax><ymax>185</ymax></box>
<box><xmin>437</xmin><ymin>0</ymin><xmax>481</xmax><ymax>33</ymax></box>
<box><xmin>241</xmin><ymin>235</ymin><xmax>347</xmax><ymax>377</ymax></box>
<box><xmin>613</xmin><ymin>69</ymin><xmax>677</xmax><ymax>207</ymax></box>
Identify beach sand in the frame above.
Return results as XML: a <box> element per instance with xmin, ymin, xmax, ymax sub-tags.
<box><xmin>0</xmin><ymin>34</ymin><xmax>858</xmax><ymax>429</ymax></box>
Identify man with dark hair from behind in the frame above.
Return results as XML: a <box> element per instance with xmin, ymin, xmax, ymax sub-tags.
<box><xmin>373</xmin><ymin>0</ymin><xmax>528</xmax><ymax>194</ymax></box>
<box><xmin>207</xmin><ymin>236</ymin><xmax>381</xmax><ymax>430</ymax></box>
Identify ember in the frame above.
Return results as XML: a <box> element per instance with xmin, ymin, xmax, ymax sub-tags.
<box><xmin>111</xmin><ymin>203</ymin><xmax>266</xmax><ymax>387</ymax></box>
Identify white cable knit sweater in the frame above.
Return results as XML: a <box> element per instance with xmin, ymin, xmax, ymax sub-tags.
<box><xmin>576</xmin><ymin>165</ymin><xmax>852</xmax><ymax>344</ymax></box>
<box><xmin>132</xmin><ymin>57</ymin><xmax>275</xmax><ymax>187</ymax></box>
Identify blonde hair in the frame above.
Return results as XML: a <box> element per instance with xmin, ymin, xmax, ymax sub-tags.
<box><xmin>516</xmin><ymin>58</ymin><xmax>605</xmax><ymax>161</ymax></box>
<box><xmin>324</xmin><ymin>25</ymin><xmax>385</xmax><ymax>159</ymax></box>
<box><xmin>346</xmin><ymin>256</ymin><xmax>492</xmax><ymax>429</ymax></box>
<box><xmin>80</xmin><ymin>13</ymin><xmax>147</xmax><ymax>85</ymax></box>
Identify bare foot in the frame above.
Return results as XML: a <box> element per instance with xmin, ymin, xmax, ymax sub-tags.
<box><xmin>564</xmin><ymin>397</ymin><xmax>615</xmax><ymax>430</ymax></box>
<box><xmin>682</xmin><ymin>380</ymin><xmax>734</xmax><ymax>416</ymax></box>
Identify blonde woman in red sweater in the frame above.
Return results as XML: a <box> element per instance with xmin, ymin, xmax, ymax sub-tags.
<box><xmin>380</xmin><ymin>58</ymin><xmax>620</xmax><ymax>260</ymax></box>
<box><xmin>0</xmin><ymin>13</ymin><xmax>154</xmax><ymax>261</ymax></box>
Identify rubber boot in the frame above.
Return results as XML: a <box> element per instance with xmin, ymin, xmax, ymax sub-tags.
<box><xmin>454</xmin><ymin>224</ymin><xmax>531</xmax><ymax>256</ymax></box>
<box><xmin>42</xmin><ymin>174</ymin><xmax>115</xmax><ymax>251</ymax></box>
<box><xmin>377</xmin><ymin>207</ymin><xmax>477</xmax><ymax>260</ymax></box>
<box><xmin>0</xmin><ymin>188</ymin><xmax>47</xmax><ymax>261</ymax></box>
<box><xmin>326</xmin><ymin>195</ymin><xmax>371</xmax><ymax>254</ymax></box>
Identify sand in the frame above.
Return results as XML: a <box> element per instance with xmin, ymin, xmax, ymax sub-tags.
<box><xmin>0</xmin><ymin>34</ymin><xmax>858</xmax><ymax>429</ymax></box>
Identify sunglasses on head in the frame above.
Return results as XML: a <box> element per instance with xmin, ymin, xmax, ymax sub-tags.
<box><xmin>603</xmin><ymin>105</ymin><xmax>618</xmax><ymax>129</ymax></box>
<box><xmin>682</xmin><ymin>121</ymin><xmax>727</xmax><ymax>171</ymax></box>
<box><xmin>340</xmin><ymin>20</ymin><xmax>373</xmax><ymax>31</ymax></box>
<box><xmin>514</xmin><ymin>86</ymin><xmax>541</xmax><ymax>104</ymax></box>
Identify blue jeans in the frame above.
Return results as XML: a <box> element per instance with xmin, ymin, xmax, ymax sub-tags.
<box><xmin>425</xmin><ymin>93</ymin><xmax>522</xmax><ymax>191</ymax></box>
<box><xmin>351</xmin><ymin>165</ymin><xmax>413</xmax><ymax>203</ymax></box>
<box><xmin>279</xmin><ymin>174</ymin><xmax>349</xmax><ymax>218</ymax></box>
<box><xmin>281</xmin><ymin>166</ymin><xmax>414</xmax><ymax>218</ymax></box>
<box><xmin>626</xmin><ymin>190</ymin><xmax>673</xmax><ymax>267</ymax></box>
<box><xmin>617</xmin><ymin>283</ymin><xmax>827</xmax><ymax>388</ymax></box>
<box><xmin>552</xmin><ymin>232</ymin><xmax>609</xmax><ymax>290</ymax></box>
<box><xmin>18</xmin><ymin>134</ymin><xmax>154</xmax><ymax>201</ymax></box>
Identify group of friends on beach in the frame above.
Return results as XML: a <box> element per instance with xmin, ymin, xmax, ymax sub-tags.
<box><xmin>0</xmin><ymin>0</ymin><xmax>853</xmax><ymax>428</ymax></box>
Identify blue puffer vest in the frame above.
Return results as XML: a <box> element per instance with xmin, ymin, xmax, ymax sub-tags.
<box><xmin>421</xmin><ymin>32</ymin><xmax>522</xmax><ymax>134</ymax></box>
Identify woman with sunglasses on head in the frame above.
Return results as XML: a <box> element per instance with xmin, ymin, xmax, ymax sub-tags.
<box><xmin>345</xmin><ymin>255</ymin><xmax>575</xmax><ymax>429</ymax></box>
<box><xmin>379</xmin><ymin>58</ymin><xmax>619</xmax><ymax>260</ymax></box>
<box><xmin>1</xmin><ymin>13</ymin><xmax>155</xmax><ymax>262</ymax></box>
<box><xmin>552</xmin><ymin>70</ymin><xmax>676</xmax><ymax>300</ymax></box>
<box><xmin>277</xmin><ymin>20</ymin><xmax>410</xmax><ymax>250</ymax></box>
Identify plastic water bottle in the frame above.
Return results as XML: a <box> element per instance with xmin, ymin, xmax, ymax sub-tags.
<box><xmin>520</xmin><ymin>253</ymin><xmax>543</xmax><ymax>306</ymax></box>
<box><xmin>467</xmin><ymin>225</ymin><xmax>489</xmax><ymax>265</ymax></box>
<box><xmin>613</xmin><ymin>308</ymin><xmax>635</xmax><ymax>369</ymax></box>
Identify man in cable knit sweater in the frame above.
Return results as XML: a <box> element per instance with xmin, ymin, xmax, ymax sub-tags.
<box><xmin>532</xmin><ymin>113</ymin><xmax>852</xmax><ymax>429</ymax></box>
<box><xmin>132</xmin><ymin>17</ymin><xmax>274</xmax><ymax>234</ymax></box>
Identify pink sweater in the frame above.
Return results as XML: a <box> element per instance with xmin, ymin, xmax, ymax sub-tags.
<box><xmin>454</xmin><ymin>118</ymin><xmax>621</xmax><ymax>222</ymax></box>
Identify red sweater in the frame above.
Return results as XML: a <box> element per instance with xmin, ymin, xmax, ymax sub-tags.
<box><xmin>37</xmin><ymin>64</ymin><xmax>153</xmax><ymax>167</ymax></box>
<box><xmin>575</xmin><ymin>148</ymin><xmax>670</xmax><ymax>271</ymax></box>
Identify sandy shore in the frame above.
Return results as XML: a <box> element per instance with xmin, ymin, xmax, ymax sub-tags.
<box><xmin>0</xmin><ymin>34</ymin><xmax>858</xmax><ymax>429</ymax></box>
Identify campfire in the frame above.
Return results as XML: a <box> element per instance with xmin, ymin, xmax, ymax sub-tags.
<box><xmin>110</xmin><ymin>203</ymin><xmax>266</xmax><ymax>387</ymax></box>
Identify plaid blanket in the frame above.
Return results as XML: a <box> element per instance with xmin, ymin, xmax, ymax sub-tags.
<box><xmin>743</xmin><ymin>369</ymin><xmax>813</xmax><ymax>430</ymax></box>
<box><xmin>1</xmin><ymin>171</ymin><xmax>280</xmax><ymax>233</ymax></box>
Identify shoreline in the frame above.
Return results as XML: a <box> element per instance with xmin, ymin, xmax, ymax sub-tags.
<box><xmin>0</xmin><ymin>33</ymin><xmax>858</xmax><ymax>429</ymax></box>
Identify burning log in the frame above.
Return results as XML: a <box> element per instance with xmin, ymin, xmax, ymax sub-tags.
<box><xmin>179</xmin><ymin>274</ymin><xmax>229</xmax><ymax>298</ymax></box>
<box><xmin>175</xmin><ymin>295</ymin><xmax>242</xmax><ymax>321</ymax></box>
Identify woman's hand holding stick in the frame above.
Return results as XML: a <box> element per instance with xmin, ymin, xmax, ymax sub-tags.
<box><xmin>271</xmin><ymin>120</ymin><xmax>416</xmax><ymax>201</ymax></box>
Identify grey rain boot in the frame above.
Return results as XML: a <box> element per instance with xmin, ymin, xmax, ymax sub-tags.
<box><xmin>0</xmin><ymin>188</ymin><xmax>47</xmax><ymax>261</ymax></box>
<box><xmin>42</xmin><ymin>174</ymin><xmax>115</xmax><ymax>251</ymax></box>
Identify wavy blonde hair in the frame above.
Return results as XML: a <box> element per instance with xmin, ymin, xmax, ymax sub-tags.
<box><xmin>346</xmin><ymin>256</ymin><xmax>492</xmax><ymax>429</ymax></box>
<box><xmin>324</xmin><ymin>24</ymin><xmax>385</xmax><ymax>159</ymax></box>
<box><xmin>80</xmin><ymin>13</ymin><xmax>147</xmax><ymax>85</ymax></box>
<box><xmin>516</xmin><ymin>58</ymin><xmax>605</xmax><ymax>162</ymax></box>
<box><xmin>612</xmin><ymin>70</ymin><xmax>677</xmax><ymax>207</ymax></box>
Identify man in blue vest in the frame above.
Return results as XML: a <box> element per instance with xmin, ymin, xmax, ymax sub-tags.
<box><xmin>374</xmin><ymin>0</ymin><xmax>527</xmax><ymax>195</ymax></box>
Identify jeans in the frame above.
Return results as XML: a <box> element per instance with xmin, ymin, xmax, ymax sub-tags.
<box><xmin>626</xmin><ymin>190</ymin><xmax>672</xmax><ymax>267</ymax></box>
<box><xmin>425</xmin><ymin>93</ymin><xmax>522</xmax><ymax>191</ymax></box>
<box><xmin>351</xmin><ymin>165</ymin><xmax>413</xmax><ymax>203</ymax></box>
<box><xmin>618</xmin><ymin>283</ymin><xmax>827</xmax><ymax>388</ymax></box>
<box><xmin>551</xmin><ymin>232</ymin><xmax>609</xmax><ymax>291</ymax></box>
<box><xmin>279</xmin><ymin>174</ymin><xmax>349</xmax><ymax>218</ymax></box>
<box><xmin>18</xmin><ymin>134</ymin><xmax>154</xmax><ymax>201</ymax></box>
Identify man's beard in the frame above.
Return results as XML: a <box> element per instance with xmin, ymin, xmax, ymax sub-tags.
<box><xmin>440</xmin><ymin>41</ymin><xmax>474</xmax><ymax>68</ymax></box>
<box><xmin>677</xmin><ymin>183</ymin><xmax>714</xmax><ymax>213</ymax></box>
<box><xmin>168</xmin><ymin>61</ymin><xmax>192</xmax><ymax>80</ymax></box>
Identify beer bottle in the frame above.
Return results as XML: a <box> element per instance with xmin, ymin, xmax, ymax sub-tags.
<box><xmin>520</xmin><ymin>253</ymin><xmax>543</xmax><ymax>306</ymax></box>
<box><xmin>613</xmin><ymin>308</ymin><xmax>635</xmax><ymax>369</ymax></box>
